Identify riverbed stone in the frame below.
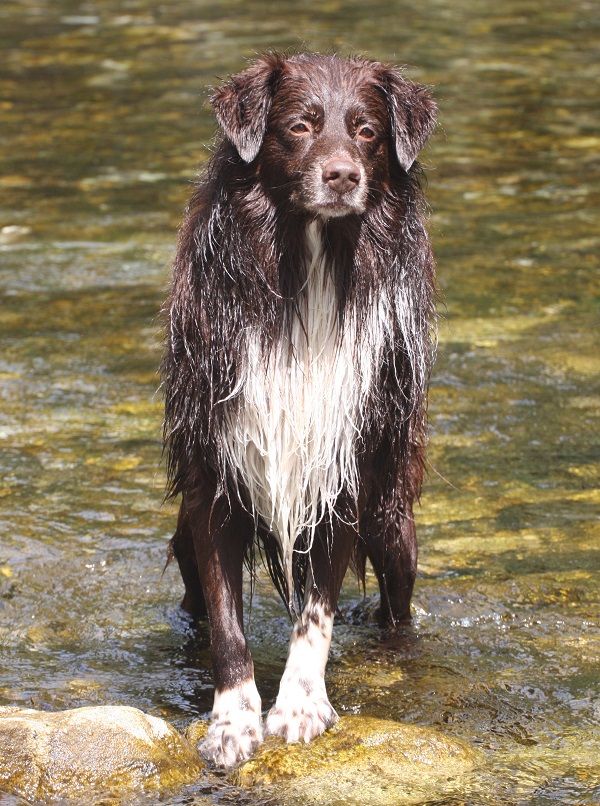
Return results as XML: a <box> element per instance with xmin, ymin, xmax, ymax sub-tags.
<box><xmin>0</xmin><ymin>705</ymin><xmax>202</xmax><ymax>801</ymax></box>
<box><xmin>231</xmin><ymin>715</ymin><xmax>480</xmax><ymax>805</ymax></box>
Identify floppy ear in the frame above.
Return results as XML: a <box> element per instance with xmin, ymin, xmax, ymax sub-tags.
<box><xmin>380</xmin><ymin>68</ymin><xmax>437</xmax><ymax>171</ymax></box>
<box><xmin>210</xmin><ymin>55</ymin><xmax>283</xmax><ymax>163</ymax></box>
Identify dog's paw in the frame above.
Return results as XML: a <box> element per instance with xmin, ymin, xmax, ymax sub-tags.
<box><xmin>265</xmin><ymin>682</ymin><xmax>338</xmax><ymax>743</ymax></box>
<box><xmin>199</xmin><ymin>682</ymin><xmax>263</xmax><ymax>768</ymax></box>
<box><xmin>199</xmin><ymin>710</ymin><xmax>263</xmax><ymax>768</ymax></box>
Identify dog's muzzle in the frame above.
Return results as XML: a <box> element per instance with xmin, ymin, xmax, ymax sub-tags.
<box><xmin>310</xmin><ymin>157</ymin><xmax>366</xmax><ymax>218</ymax></box>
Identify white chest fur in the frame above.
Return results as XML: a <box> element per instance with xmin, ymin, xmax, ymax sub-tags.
<box><xmin>220</xmin><ymin>221</ymin><xmax>390</xmax><ymax>593</ymax></box>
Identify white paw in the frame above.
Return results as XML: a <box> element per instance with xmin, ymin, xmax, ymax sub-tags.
<box><xmin>199</xmin><ymin>681</ymin><xmax>263</xmax><ymax>768</ymax></box>
<box><xmin>265</xmin><ymin>681</ymin><xmax>338</xmax><ymax>743</ymax></box>
<box><xmin>199</xmin><ymin>710</ymin><xmax>263</xmax><ymax>768</ymax></box>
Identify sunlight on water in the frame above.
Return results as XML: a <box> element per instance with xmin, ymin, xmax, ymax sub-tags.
<box><xmin>0</xmin><ymin>0</ymin><xmax>598</xmax><ymax>803</ymax></box>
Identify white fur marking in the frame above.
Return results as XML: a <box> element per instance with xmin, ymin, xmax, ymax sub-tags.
<box><xmin>266</xmin><ymin>595</ymin><xmax>337</xmax><ymax>743</ymax></box>
<box><xmin>220</xmin><ymin>221</ymin><xmax>395</xmax><ymax>598</ymax></box>
<box><xmin>199</xmin><ymin>679</ymin><xmax>262</xmax><ymax>768</ymax></box>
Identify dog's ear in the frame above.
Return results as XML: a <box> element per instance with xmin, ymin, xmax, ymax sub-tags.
<box><xmin>379</xmin><ymin>67</ymin><xmax>437</xmax><ymax>171</ymax></box>
<box><xmin>211</xmin><ymin>55</ymin><xmax>283</xmax><ymax>163</ymax></box>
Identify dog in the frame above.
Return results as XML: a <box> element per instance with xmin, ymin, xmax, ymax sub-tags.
<box><xmin>162</xmin><ymin>53</ymin><xmax>437</xmax><ymax>768</ymax></box>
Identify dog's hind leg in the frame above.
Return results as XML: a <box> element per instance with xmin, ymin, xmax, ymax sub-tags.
<box><xmin>265</xmin><ymin>521</ymin><xmax>355</xmax><ymax>743</ymax></box>
<box><xmin>184</xmin><ymin>490</ymin><xmax>262</xmax><ymax>768</ymax></box>
<box><xmin>360</xmin><ymin>492</ymin><xmax>418</xmax><ymax>628</ymax></box>
<box><xmin>170</xmin><ymin>504</ymin><xmax>207</xmax><ymax>620</ymax></box>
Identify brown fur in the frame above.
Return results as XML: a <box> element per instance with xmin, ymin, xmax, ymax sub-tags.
<box><xmin>162</xmin><ymin>53</ymin><xmax>437</xmax><ymax>764</ymax></box>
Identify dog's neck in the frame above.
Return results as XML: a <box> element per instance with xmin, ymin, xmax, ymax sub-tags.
<box><xmin>305</xmin><ymin>218</ymin><xmax>323</xmax><ymax>263</ymax></box>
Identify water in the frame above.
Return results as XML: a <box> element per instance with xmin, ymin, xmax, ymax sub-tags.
<box><xmin>0</xmin><ymin>0</ymin><xmax>598</xmax><ymax>803</ymax></box>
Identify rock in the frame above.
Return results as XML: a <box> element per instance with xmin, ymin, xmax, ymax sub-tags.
<box><xmin>0</xmin><ymin>705</ymin><xmax>202</xmax><ymax>801</ymax></box>
<box><xmin>185</xmin><ymin>718</ymin><xmax>209</xmax><ymax>747</ymax></box>
<box><xmin>231</xmin><ymin>715</ymin><xmax>480</xmax><ymax>805</ymax></box>
<box><xmin>0</xmin><ymin>225</ymin><xmax>32</xmax><ymax>244</ymax></box>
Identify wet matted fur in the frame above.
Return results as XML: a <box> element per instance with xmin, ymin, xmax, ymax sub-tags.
<box><xmin>162</xmin><ymin>52</ymin><xmax>437</xmax><ymax>767</ymax></box>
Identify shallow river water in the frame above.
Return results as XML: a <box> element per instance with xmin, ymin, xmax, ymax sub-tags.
<box><xmin>0</xmin><ymin>0</ymin><xmax>599</xmax><ymax>804</ymax></box>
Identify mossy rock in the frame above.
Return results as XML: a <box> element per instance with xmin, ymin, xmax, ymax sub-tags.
<box><xmin>0</xmin><ymin>705</ymin><xmax>202</xmax><ymax>802</ymax></box>
<box><xmin>231</xmin><ymin>715</ymin><xmax>480</xmax><ymax>805</ymax></box>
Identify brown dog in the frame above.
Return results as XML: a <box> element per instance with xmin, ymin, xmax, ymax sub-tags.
<box><xmin>162</xmin><ymin>53</ymin><xmax>437</xmax><ymax>767</ymax></box>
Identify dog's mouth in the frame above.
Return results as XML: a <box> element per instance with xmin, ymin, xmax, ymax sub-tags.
<box><xmin>290</xmin><ymin>193</ymin><xmax>365</xmax><ymax>219</ymax></box>
<box><xmin>310</xmin><ymin>200</ymin><xmax>364</xmax><ymax>219</ymax></box>
<box><xmin>307</xmin><ymin>185</ymin><xmax>367</xmax><ymax>218</ymax></box>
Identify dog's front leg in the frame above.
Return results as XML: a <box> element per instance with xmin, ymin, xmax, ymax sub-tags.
<box><xmin>266</xmin><ymin>523</ymin><xmax>354</xmax><ymax>743</ymax></box>
<box><xmin>188</xmin><ymin>495</ymin><xmax>262</xmax><ymax>767</ymax></box>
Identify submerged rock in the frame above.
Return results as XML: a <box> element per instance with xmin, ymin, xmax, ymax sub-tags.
<box><xmin>231</xmin><ymin>715</ymin><xmax>480</xmax><ymax>805</ymax></box>
<box><xmin>0</xmin><ymin>705</ymin><xmax>202</xmax><ymax>802</ymax></box>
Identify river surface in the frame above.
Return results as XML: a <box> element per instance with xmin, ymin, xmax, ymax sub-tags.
<box><xmin>0</xmin><ymin>1</ymin><xmax>598</xmax><ymax>804</ymax></box>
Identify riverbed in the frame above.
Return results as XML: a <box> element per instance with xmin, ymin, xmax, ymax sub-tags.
<box><xmin>0</xmin><ymin>1</ymin><xmax>598</xmax><ymax>803</ymax></box>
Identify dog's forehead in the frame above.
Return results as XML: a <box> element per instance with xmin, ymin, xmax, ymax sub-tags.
<box><xmin>276</xmin><ymin>57</ymin><xmax>383</xmax><ymax>114</ymax></box>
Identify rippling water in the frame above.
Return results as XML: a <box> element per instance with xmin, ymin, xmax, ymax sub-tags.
<box><xmin>0</xmin><ymin>1</ymin><xmax>598</xmax><ymax>803</ymax></box>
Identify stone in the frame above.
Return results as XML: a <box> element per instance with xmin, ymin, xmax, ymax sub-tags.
<box><xmin>0</xmin><ymin>705</ymin><xmax>202</xmax><ymax>801</ymax></box>
<box><xmin>230</xmin><ymin>715</ymin><xmax>481</xmax><ymax>805</ymax></box>
<box><xmin>0</xmin><ymin>225</ymin><xmax>31</xmax><ymax>244</ymax></box>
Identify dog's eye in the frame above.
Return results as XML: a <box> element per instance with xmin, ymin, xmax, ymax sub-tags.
<box><xmin>290</xmin><ymin>122</ymin><xmax>311</xmax><ymax>135</ymax></box>
<box><xmin>357</xmin><ymin>126</ymin><xmax>376</xmax><ymax>141</ymax></box>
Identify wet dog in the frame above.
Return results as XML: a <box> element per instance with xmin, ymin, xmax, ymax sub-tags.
<box><xmin>162</xmin><ymin>53</ymin><xmax>437</xmax><ymax>767</ymax></box>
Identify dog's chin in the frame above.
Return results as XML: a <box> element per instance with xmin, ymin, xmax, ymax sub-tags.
<box><xmin>307</xmin><ymin>201</ymin><xmax>365</xmax><ymax>220</ymax></box>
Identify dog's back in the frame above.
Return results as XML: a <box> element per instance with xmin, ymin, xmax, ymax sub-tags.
<box><xmin>163</xmin><ymin>53</ymin><xmax>437</xmax><ymax>767</ymax></box>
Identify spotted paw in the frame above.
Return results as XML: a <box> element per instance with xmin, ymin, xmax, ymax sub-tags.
<box><xmin>199</xmin><ymin>710</ymin><xmax>263</xmax><ymax>768</ymax></box>
<box><xmin>199</xmin><ymin>681</ymin><xmax>263</xmax><ymax>768</ymax></box>
<box><xmin>265</xmin><ymin>683</ymin><xmax>338</xmax><ymax>743</ymax></box>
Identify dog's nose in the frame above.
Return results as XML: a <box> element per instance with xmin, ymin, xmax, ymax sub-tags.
<box><xmin>322</xmin><ymin>159</ymin><xmax>361</xmax><ymax>194</ymax></box>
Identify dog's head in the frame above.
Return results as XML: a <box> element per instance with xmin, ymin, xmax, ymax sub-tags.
<box><xmin>211</xmin><ymin>53</ymin><xmax>437</xmax><ymax>218</ymax></box>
